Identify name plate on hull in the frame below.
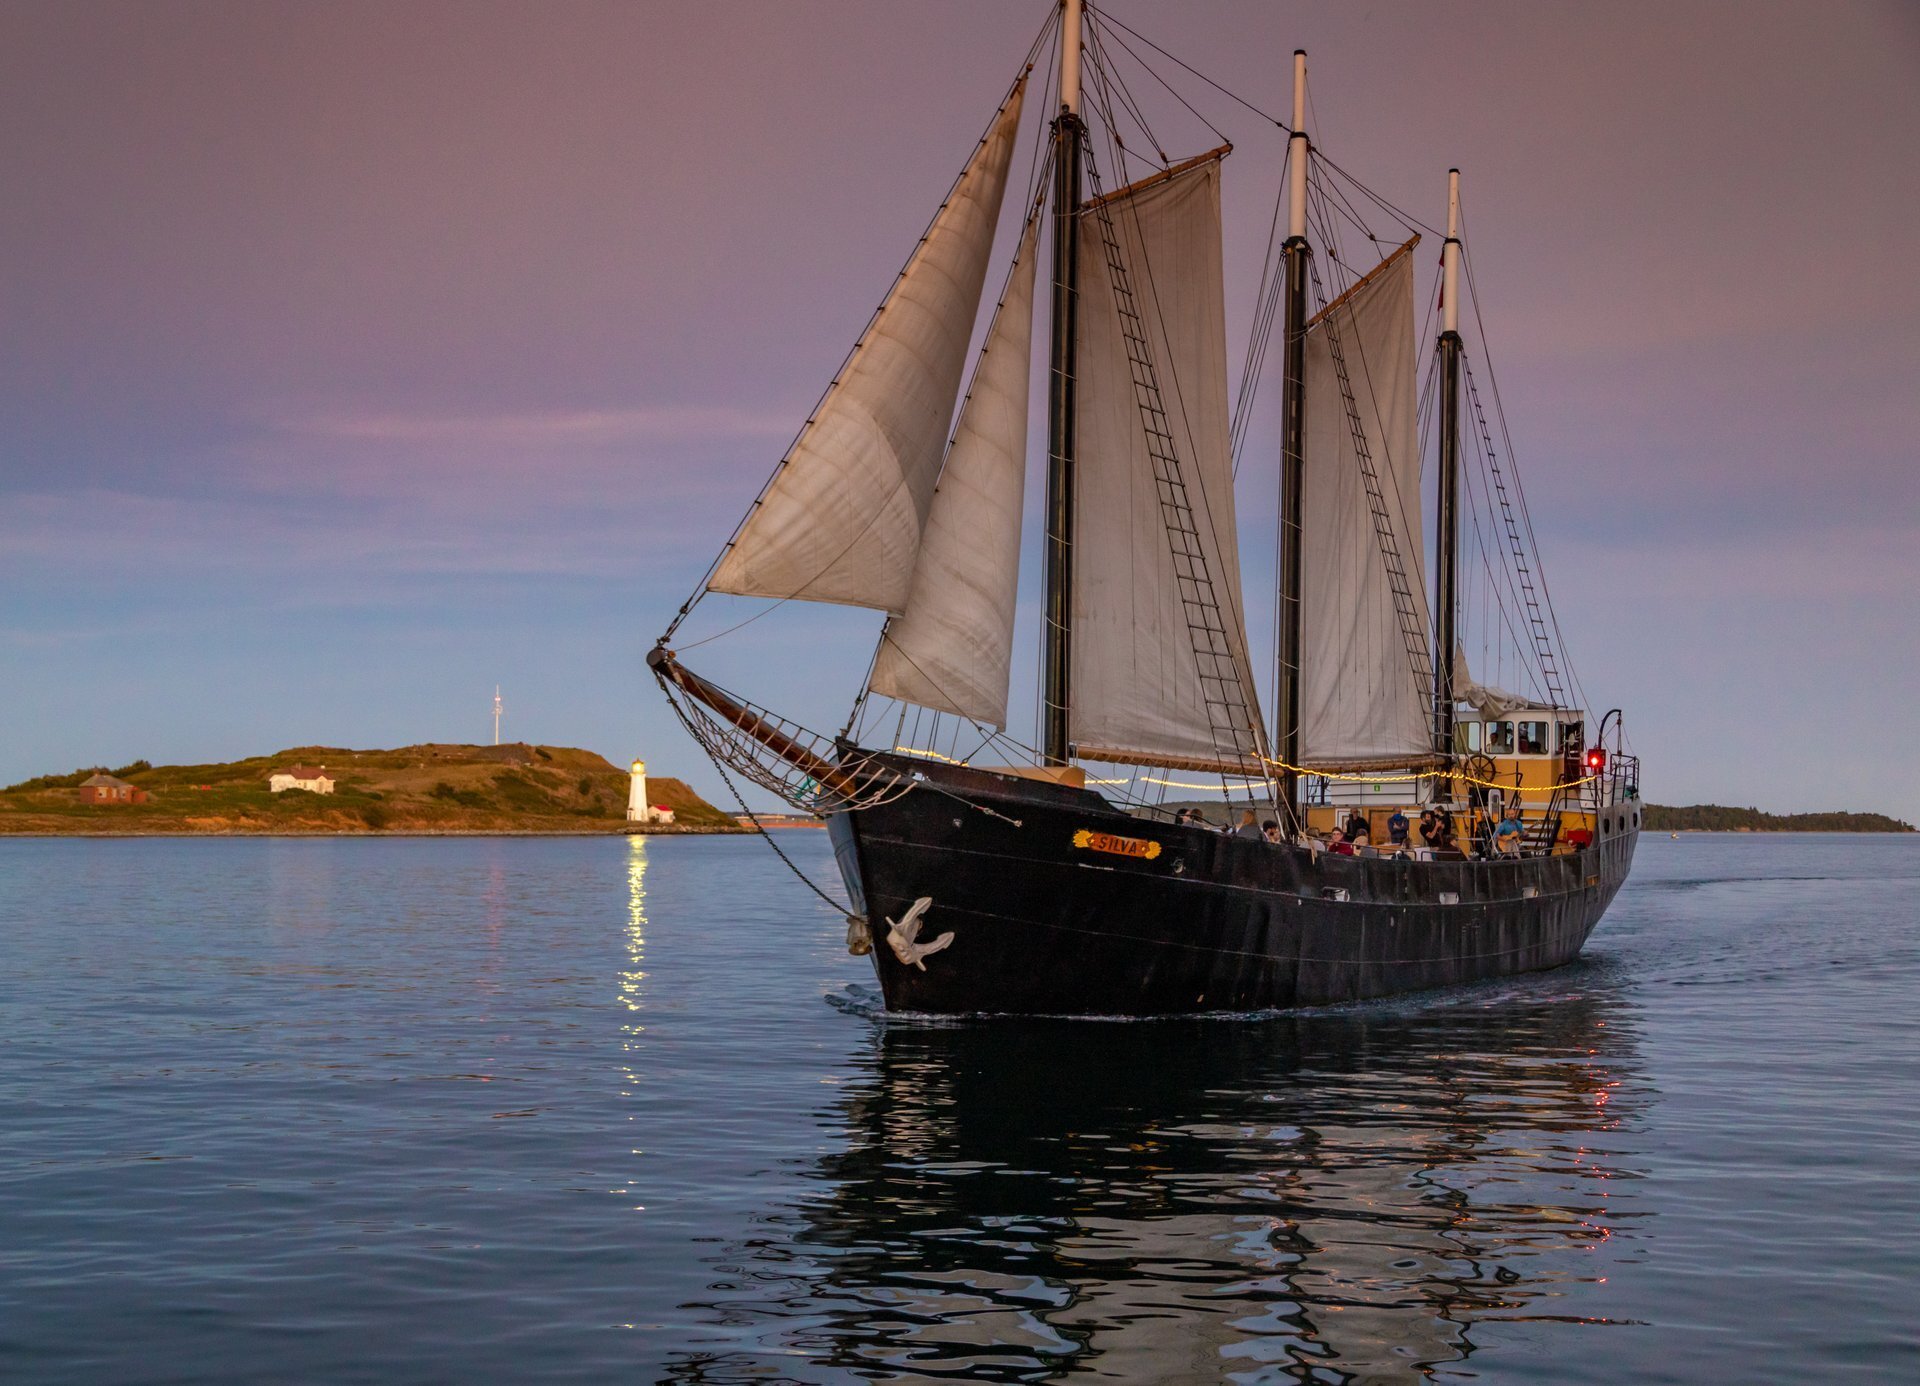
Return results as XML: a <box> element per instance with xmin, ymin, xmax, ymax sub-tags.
<box><xmin>1073</xmin><ymin>828</ymin><xmax>1162</xmax><ymax>860</ymax></box>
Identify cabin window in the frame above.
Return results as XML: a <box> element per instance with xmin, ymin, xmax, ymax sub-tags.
<box><xmin>1485</xmin><ymin>721</ymin><xmax>1515</xmax><ymax>754</ymax></box>
<box><xmin>1518</xmin><ymin>720</ymin><xmax>1549</xmax><ymax>755</ymax></box>
<box><xmin>1559</xmin><ymin>720</ymin><xmax>1585</xmax><ymax>754</ymax></box>
<box><xmin>1453</xmin><ymin>721</ymin><xmax>1482</xmax><ymax>753</ymax></box>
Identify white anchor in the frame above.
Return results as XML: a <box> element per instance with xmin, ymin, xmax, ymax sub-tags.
<box><xmin>885</xmin><ymin>897</ymin><xmax>954</xmax><ymax>971</ymax></box>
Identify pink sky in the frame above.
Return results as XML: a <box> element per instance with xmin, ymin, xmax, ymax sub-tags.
<box><xmin>3</xmin><ymin>1</ymin><xmax>1916</xmax><ymax>818</ymax></box>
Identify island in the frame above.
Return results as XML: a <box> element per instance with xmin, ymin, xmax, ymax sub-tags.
<box><xmin>1641</xmin><ymin>804</ymin><xmax>1914</xmax><ymax>833</ymax></box>
<box><xmin>0</xmin><ymin>744</ymin><xmax>747</xmax><ymax>835</ymax></box>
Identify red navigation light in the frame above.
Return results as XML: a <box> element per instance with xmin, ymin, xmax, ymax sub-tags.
<box><xmin>1583</xmin><ymin>748</ymin><xmax>1607</xmax><ymax>774</ymax></box>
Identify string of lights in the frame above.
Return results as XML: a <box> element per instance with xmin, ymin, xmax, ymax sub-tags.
<box><xmin>894</xmin><ymin>745</ymin><xmax>1606</xmax><ymax>796</ymax></box>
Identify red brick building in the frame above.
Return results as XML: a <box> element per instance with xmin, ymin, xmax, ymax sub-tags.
<box><xmin>79</xmin><ymin>773</ymin><xmax>148</xmax><ymax>805</ymax></box>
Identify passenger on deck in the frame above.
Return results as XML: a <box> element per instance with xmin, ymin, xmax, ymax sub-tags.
<box><xmin>1429</xmin><ymin>810</ymin><xmax>1458</xmax><ymax>854</ymax></box>
<box><xmin>1328</xmin><ymin>829</ymin><xmax>1355</xmax><ymax>856</ymax></box>
<box><xmin>1387</xmin><ymin>809</ymin><xmax>1410</xmax><ymax>848</ymax></box>
<box><xmin>1495</xmin><ymin>810</ymin><xmax>1523</xmax><ymax>857</ymax></box>
<box><xmin>1262</xmin><ymin>819</ymin><xmax>1282</xmax><ymax>844</ymax></box>
<box><xmin>1234</xmin><ymin>809</ymin><xmax>1262</xmax><ymax>841</ymax></box>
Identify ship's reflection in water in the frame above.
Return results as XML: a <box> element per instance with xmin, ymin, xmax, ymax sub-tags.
<box><xmin>667</xmin><ymin>979</ymin><xmax>1648</xmax><ymax>1382</ymax></box>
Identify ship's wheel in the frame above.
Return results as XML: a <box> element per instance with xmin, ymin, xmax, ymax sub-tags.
<box><xmin>1461</xmin><ymin>753</ymin><xmax>1499</xmax><ymax>810</ymax></box>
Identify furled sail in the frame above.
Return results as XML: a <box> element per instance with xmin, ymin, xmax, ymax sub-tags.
<box><xmin>707</xmin><ymin>81</ymin><xmax>1026</xmax><ymax>612</ymax></box>
<box><xmin>866</xmin><ymin>211</ymin><xmax>1041</xmax><ymax>728</ymax></box>
<box><xmin>1453</xmin><ymin>646</ymin><xmax>1534</xmax><ymax>720</ymax></box>
<box><xmin>1298</xmin><ymin>241</ymin><xmax>1432</xmax><ymax>766</ymax></box>
<box><xmin>1069</xmin><ymin>153</ymin><xmax>1267</xmax><ymax>773</ymax></box>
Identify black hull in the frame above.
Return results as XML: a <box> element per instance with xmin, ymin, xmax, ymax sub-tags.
<box><xmin>829</xmin><ymin>758</ymin><xmax>1638</xmax><ymax>1017</ymax></box>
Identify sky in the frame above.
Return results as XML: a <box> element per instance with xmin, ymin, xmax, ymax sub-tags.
<box><xmin>3</xmin><ymin>0</ymin><xmax>1917</xmax><ymax>820</ymax></box>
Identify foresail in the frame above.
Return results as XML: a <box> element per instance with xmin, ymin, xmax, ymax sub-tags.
<box><xmin>1299</xmin><ymin>242</ymin><xmax>1431</xmax><ymax>766</ymax></box>
<box><xmin>708</xmin><ymin>81</ymin><xmax>1026</xmax><ymax>613</ymax></box>
<box><xmin>1069</xmin><ymin>153</ymin><xmax>1267</xmax><ymax>771</ymax></box>
<box><xmin>867</xmin><ymin>212</ymin><xmax>1040</xmax><ymax>728</ymax></box>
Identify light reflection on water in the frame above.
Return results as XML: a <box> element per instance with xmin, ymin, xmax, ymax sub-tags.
<box><xmin>622</xmin><ymin>835</ymin><xmax>648</xmax><ymax>1018</ymax></box>
<box><xmin>665</xmin><ymin>986</ymin><xmax>1650</xmax><ymax>1381</ymax></box>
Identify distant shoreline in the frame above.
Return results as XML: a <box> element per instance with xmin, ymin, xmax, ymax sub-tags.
<box><xmin>1655</xmin><ymin>828</ymin><xmax>1918</xmax><ymax>835</ymax></box>
<box><xmin>1641</xmin><ymin>804</ymin><xmax>1913</xmax><ymax>833</ymax></box>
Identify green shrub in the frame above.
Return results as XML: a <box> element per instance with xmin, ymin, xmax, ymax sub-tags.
<box><xmin>430</xmin><ymin>780</ymin><xmax>490</xmax><ymax>809</ymax></box>
<box><xmin>4</xmin><ymin>767</ymin><xmax>106</xmax><ymax>792</ymax></box>
<box><xmin>492</xmin><ymin>771</ymin><xmax>552</xmax><ymax>811</ymax></box>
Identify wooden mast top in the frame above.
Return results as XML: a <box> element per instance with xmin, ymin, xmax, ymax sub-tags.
<box><xmin>1306</xmin><ymin>235</ymin><xmax>1421</xmax><ymax>330</ymax></box>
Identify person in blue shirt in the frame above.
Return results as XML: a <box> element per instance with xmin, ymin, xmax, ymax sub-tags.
<box><xmin>1494</xmin><ymin>808</ymin><xmax>1523</xmax><ymax>856</ymax></box>
<box><xmin>1387</xmin><ymin>809</ymin><xmax>1410</xmax><ymax>848</ymax></box>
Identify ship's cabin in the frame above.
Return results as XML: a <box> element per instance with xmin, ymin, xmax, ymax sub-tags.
<box><xmin>1452</xmin><ymin>710</ymin><xmax>1583</xmax><ymax>760</ymax></box>
<box><xmin>1302</xmin><ymin>703</ymin><xmax>1632</xmax><ymax>857</ymax></box>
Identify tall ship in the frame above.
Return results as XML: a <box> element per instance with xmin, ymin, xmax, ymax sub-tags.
<box><xmin>650</xmin><ymin>0</ymin><xmax>1642</xmax><ymax>1016</ymax></box>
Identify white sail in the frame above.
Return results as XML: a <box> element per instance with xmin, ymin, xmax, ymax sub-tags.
<box><xmin>1069</xmin><ymin>154</ymin><xmax>1266</xmax><ymax>772</ymax></box>
<box><xmin>708</xmin><ymin>82</ymin><xmax>1026</xmax><ymax>612</ymax></box>
<box><xmin>1297</xmin><ymin>242</ymin><xmax>1432</xmax><ymax>767</ymax></box>
<box><xmin>867</xmin><ymin>212</ymin><xmax>1040</xmax><ymax>728</ymax></box>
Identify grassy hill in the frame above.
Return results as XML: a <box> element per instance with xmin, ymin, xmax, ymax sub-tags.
<box><xmin>0</xmin><ymin>744</ymin><xmax>742</xmax><ymax>835</ymax></box>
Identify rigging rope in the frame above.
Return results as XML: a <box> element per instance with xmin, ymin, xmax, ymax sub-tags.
<box><xmin>1457</xmin><ymin>199</ymin><xmax>1588</xmax><ymax>715</ymax></box>
<box><xmin>1084</xmin><ymin>5</ymin><xmax>1235</xmax><ymax>148</ymax></box>
<box><xmin>1087</xmin><ymin>4</ymin><xmax>1291</xmax><ymax>131</ymax></box>
<box><xmin>704</xmin><ymin>738</ymin><xmax>851</xmax><ymax>915</ymax></box>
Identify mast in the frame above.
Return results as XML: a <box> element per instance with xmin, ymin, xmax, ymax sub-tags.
<box><xmin>1434</xmin><ymin>169</ymin><xmax>1463</xmax><ymax>770</ymax></box>
<box><xmin>1275</xmin><ymin>50</ymin><xmax>1310</xmax><ymax>826</ymax></box>
<box><xmin>1041</xmin><ymin>0</ymin><xmax>1083</xmax><ymax>766</ymax></box>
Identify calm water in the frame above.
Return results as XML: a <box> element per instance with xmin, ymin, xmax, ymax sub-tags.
<box><xmin>2</xmin><ymin>833</ymin><xmax>1917</xmax><ymax>1383</ymax></box>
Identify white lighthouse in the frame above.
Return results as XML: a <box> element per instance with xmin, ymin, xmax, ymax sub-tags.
<box><xmin>627</xmin><ymin>760</ymin><xmax>673</xmax><ymax>825</ymax></box>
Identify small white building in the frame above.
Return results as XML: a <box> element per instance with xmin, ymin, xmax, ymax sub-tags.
<box><xmin>269</xmin><ymin>765</ymin><xmax>336</xmax><ymax>794</ymax></box>
<box><xmin>626</xmin><ymin>759</ymin><xmax>673</xmax><ymax>824</ymax></box>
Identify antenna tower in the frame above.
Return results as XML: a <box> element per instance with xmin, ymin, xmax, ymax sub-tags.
<box><xmin>493</xmin><ymin>686</ymin><xmax>502</xmax><ymax>746</ymax></box>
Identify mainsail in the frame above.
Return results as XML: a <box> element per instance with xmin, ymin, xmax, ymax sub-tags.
<box><xmin>707</xmin><ymin>81</ymin><xmax>1026</xmax><ymax>613</ymax></box>
<box><xmin>1068</xmin><ymin>153</ymin><xmax>1267</xmax><ymax>773</ymax></box>
<box><xmin>1298</xmin><ymin>241</ymin><xmax>1432</xmax><ymax>766</ymax></box>
<box><xmin>866</xmin><ymin>212</ymin><xmax>1041</xmax><ymax>728</ymax></box>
